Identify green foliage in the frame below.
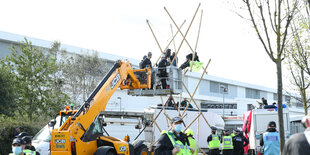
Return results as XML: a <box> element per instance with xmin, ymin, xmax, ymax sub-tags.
<box><xmin>0</xmin><ymin>117</ymin><xmax>45</xmax><ymax>155</ymax></box>
<box><xmin>61</xmin><ymin>51</ymin><xmax>109</xmax><ymax>105</ymax></box>
<box><xmin>0</xmin><ymin>66</ymin><xmax>16</xmax><ymax>116</ymax></box>
<box><xmin>1</xmin><ymin>38</ymin><xmax>69</xmax><ymax>122</ymax></box>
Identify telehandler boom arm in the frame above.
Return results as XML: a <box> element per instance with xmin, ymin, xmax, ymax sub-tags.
<box><xmin>51</xmin><ymin>60</ymin><xmax>150</xmax><ymax>155</ymax></box>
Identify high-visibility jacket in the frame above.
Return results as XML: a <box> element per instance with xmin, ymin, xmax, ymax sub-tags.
<box><xmin>188</xmin><ymin>137</ymin><xmax>198</xmax><ymax>155</ymax></box>
<box><xmin>9</xmin><ymin>149</ymin><xmax>36</xmax><ymax>155</ymax></box>
<box><xmin>24</xmin><ymin>149</ymin><xmax>36</xmax><ymax>155</ymax></box>
<box><xmin>208</xmin><ymin>134</ymin><xmax>220</xmax><ymax>149</ymax></box>
<box><xmin>166</xmin><ymin>131</ymin><xmax>192</xmax><ymax>155</ymax></box>
<box><xmin>230</xmin><ymin>133</ymin><xmax>235</xmax><ymax>137</ymax></box>
<box><xmin>263</xmin><ymin>132</ymin><xmax>280</xmax><ymax>155</ymax></box>
<box><xmin>222</xmin><ymin>136</ymin><xmax>233</xmax><ymax>150</ymax></box>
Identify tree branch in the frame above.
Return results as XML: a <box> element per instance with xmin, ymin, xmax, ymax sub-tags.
<box><xmin>245</xmin><ymin>0</ymin><xmax>273</xmax><ymax>60</ymax></box>
<box><xmin>259</xmin><ymin>2</ymin><xmax>274</xmax><ymax>58</ymax></box>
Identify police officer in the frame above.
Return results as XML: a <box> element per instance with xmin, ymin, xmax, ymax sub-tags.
<box><xmin>154</xmin><ymin>116</ymin><xmax>194</xmax><ymax>155</ymax></box>
<box><xmin>186</xmin><ymin>129</ymin><xmax>198</xmax><ymax>155</ymax></box>
<box><xmin>232</xmin><ymin>129</ymin><xmax>248</xmax><ymax>155</ymax></box>
<box><xmin>10</xmin><ymin>138</ymin><xmax>25</xmax><ymax>155</ymax></box>
<box><xmin>221</xmin><ymin>129</ymin><xmax>233</xmax><ymax>155</ymax></box>
<box><xmin>259</xmin><ymin>121</ymin><xmax>280</xmax><ymax>155</ymax></box>
<box><xmin>207</xmin><ymin>126</ymin><xmax>220</xmax><ymax>155</ymax></box>
<box><xmin>22</xmin><ymin>136</ymin><xmax>40</xmax><ymax>155</ymax></box>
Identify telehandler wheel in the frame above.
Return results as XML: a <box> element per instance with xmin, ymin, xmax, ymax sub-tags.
<box><xmin>134</xmin><ymin>144</ymin><xmax>149</xmax><ymax>155</ymax></box>
<box><xmin>94</xmin><ymin>146</ymin><xmax>116</xmax><ymax>155</ymax></box>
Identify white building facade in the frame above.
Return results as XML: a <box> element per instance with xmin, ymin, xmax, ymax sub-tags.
<box><xmin>0</xmin><ymin>31</ymin><xmax>306</xmax><ymax>133</ymax></box>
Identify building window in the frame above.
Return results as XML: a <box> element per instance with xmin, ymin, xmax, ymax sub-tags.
<box><xmin>247</xmin><ymin>104</ymin><xmax>255</xmax><ymax>111</ymax></box>
<box><xmin>201</xmin><ymin>103</ymin><xmax>237</xmax><ymax>109</ymax></box>
<box><xmin>246</xmin><ymin>88</ymin><xmax>260</xmax><ymax>99</ymax></box>
<box><xmin>210</xmin><ymin>81</ymin><xmax>228</xmax><ymax>94</ymax></box>
<box><xmin>210</xmin><ymin>81</ymin><xmax>219</xmax><ymax>93</ymax></box>
<box><xmin>285</xmin><ymin>95</ymin><xmax>291</xmax><ymax>103</ymax></box>
<box><xmin>273</xmin><ymin>93</ymin><xmax>278</xmax><ymax>100</ymax></box>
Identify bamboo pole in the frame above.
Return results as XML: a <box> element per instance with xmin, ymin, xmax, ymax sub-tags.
<box><xmin>183</xmin><ymin>112</ymin><xmax>201</xmax><ymax>131</ymax></box>
<box><xmin>148</xmin><ymin>20</ymin><xmax>186</xmax><ymax>67</ymax></box>
<box><xmin>182</xmin><ymin>59</ymin><xmax>210</xmax><ymax>114</ymax></box>
<box><xmin>150</xmin><ymin>96</ymin><xmax>169</xmax><ymax>127</ymax></box>
<box><xmin>190</xmin><ymin>10</ymin><xmax>203</xmax><ymax>72</ymax></box>
<box><xmin>194</xmin><ymin>10</ymin><xmax>203</xmax><ymax>54</ymax></box>
<box><xmin>170</xmin><ymin>24</ymin><xmax>177</xmax><ymax>66</ymax></box>
<box><xmin>181</xmin><ymin>81</ymin><xmax>211</xmax><ymax>127</ymax></box>
<box><xmin>181</xmin><ymin>59</ymin><xmax>210</xmax><ymax>116</ymax></box>
<box><xmin>146</xmin><ymin>19</ymin><xmax>163</xmax><ymax>55</ymax></box>
<box><xmin>164</xmin><ymin>3</ymin><xmax>201</xmax><ymax>65</ymax></box>
<box><xmin>178</xmin><ymin>69</ymin><xmax>188</xmax><ymax>116</ymax></box>
<box><xmin>153</xmin><ymin>117</ymin><xmax>162</xmax><ymax>132</ymax></box>
<box><xmin>163</xmin><ymin>112</ymin><xmax>171</xmax><ymax>123</ymax></box>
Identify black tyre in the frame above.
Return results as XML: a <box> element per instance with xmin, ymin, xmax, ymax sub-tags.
<box><xmin>94</xmin><ymin>146</ymin><xmax>116</xmax><ymax>155</ymax></box>
<box><xmin>248</xmin><ymin>149</ymin><xmax>256</xmax><ymax>155</ymax></box>
<box><xmin>134</xmin><ymin>145</ymin><xmax>149</xmax><ymax>155</ymax></box>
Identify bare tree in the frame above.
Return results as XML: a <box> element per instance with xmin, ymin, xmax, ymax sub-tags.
<box><xmin>286</xmin><ymin>7</ymin><xmax>310</xmax><ymax>115</ymax></box>
<box><xmin>241</xmin><ymin>0</ymin><xmax>299</xmax><ymax>152</ymax></box>
<box><xmin>49</xmin><ymin>42</ymin><xmax>109</xmax><ymax>106</ymax></box>
<box><xmin>62</xmin><ymin>51</ymin><xmax>109</xmax><ymax>105</ymax></box>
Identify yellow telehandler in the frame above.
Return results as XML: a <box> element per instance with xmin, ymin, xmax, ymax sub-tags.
<box><xmin>50</xmin><ymin>60</ymin><xmax>151</xmax><ymax>155</ymax></box>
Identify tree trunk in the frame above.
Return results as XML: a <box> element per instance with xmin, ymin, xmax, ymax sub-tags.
<box><xmin>302</xmin><ymin>88</ymin><xmax>308</xmax><ymax>115</ymax></box>
<box><xmin>276</xmin><ymin>61</ymin><xmax>285</xmax><ymax>154</ymax></box>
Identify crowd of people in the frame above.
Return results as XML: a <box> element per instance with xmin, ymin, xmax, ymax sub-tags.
<box><xmin>154</xmin><ymin>116</ymin><xmax>249</xmax><ymax>155</ymax></box>
<box><xmin>139</xmin><ymin>49</ymin><xmax>201</xmax><ymax>90</ymax></box>
<box><xmin>153</xmin><ymin>114</ymin><xmax>310</xmax><ymax>155</ymax></box>
<box><xmin>10</xmin><ymin>128</ymin><xmax>40</xmax><ymax>155</ymax></box>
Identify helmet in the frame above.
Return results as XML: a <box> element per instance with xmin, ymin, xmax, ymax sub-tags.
<box><xmin>186</xmin><ymin>129</ymin><xmax>194</xmax><ymax>136</ymax></box>
<box><xmin>16</xmin><ymin>132</ymin><xmax>29</xmax><ymax>138</ymax></box>
<box><xmin>22</xmin><ymin>136</ymin><xmax>32</xmax><ymax>144</ymax></box>
<box><xmin>233</xmin><ymin>129</ymin><xmax>241</xmax><ymax>133</ymax></box>
<box><xmin>12</xmin><ymin>138</ymin><xmax>25</xmax><ymax>145</ymax></box>
<box><xmin>170</xmin><ymin>116</ymin><xmax>183</xmax><ymax>124</ymax></box>
<box><xmin>211</xmin><ymin>126</ymin><xmax>217</xmax><ymax>131</ymax></box>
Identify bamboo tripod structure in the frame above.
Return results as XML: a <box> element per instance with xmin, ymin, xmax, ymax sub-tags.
<box><xmin>146</xmin><ymin>3</ymin><xmax>213</xmax><ymax>155</ymax></box>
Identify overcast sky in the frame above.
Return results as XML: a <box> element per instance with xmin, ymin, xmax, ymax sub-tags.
<box><xmin>0</xmin><ymin>0</ymin><xmax>291</xmax><ymax>89</ymax></box>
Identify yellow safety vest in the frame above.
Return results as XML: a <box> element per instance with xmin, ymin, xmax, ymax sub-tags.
<box><xmin>9</xmin><ymin>149</ymin><xmax>36</xmax><ymax>155</ymax></box>
<box><xmin>188</xmin><ymin>137</ymin><xmax>198</xmax><ymax>155</ymax></box>
<box><xmin>222</xmin><ymin>136</ymin><xmax>233</xmax><ymax>150</ymax></box>
<box><xmin>24</xmin><ymin>149</ymin><xmax>36</xmax><ymax>155</ymax></box>
<box><xmin>208</xmin><ymin>134</ymin><xmax>220</xmax><ymax>149</ymax></box>
<box><xmin>166</xmin><ymin>131</ymin><xmax>192</xmax><ymax>155</ymax></box>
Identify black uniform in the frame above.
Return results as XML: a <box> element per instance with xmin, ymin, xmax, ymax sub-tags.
<box><xmin>158</xmin><ymin>58</ymin><xmax>169</xmax><ymax>89</ymax></box>
<box><xmin>283</xmin><ymin>132</ymin><xmax>310</xmax><ymax>155</ymax></box>
<box><xmin>140</xmin><ymin>57</ymin><xmax>152</xmax><ymax>69</ymax></box>
<box><xmin>232</xmin><ymin>133</ymin><xmax>248</xmax><ymax>155</ymax></box>
<box><xmin>179</xmin><ymin>53</ymin><xmax>199</xmax><ymax>70</ymax></box>
<box><xmin>154</xmin><ymin>131</ymin><xmax>190</xmax><ymax>155</ymax></box>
